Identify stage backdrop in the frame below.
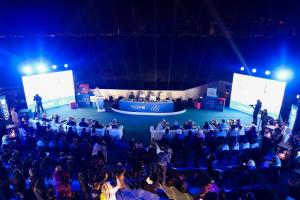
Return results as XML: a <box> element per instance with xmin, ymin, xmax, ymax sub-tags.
<box><xmin>230</xmin><ymin>73</ymin><xmax>286</xmax><ymax>119</ymax></box>
<box><xmin>22</xmin><ymin>70</ymin><xmax>75</xmax><ymax>111</ymax></box>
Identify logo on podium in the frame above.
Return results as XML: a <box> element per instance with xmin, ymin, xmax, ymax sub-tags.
<box><xmin>151</xmin><ymin>104</ymin><xmax>160</xmax><ymax>112</ymax></box>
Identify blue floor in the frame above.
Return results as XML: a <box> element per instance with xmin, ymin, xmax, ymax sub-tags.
<box><xmin>47</xmin><ymin>105</ymin><xmax>252</xmax><ymax>144</ymax></box>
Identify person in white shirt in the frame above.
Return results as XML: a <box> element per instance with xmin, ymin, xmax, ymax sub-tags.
<box><xmin>101</xmin><ymin>177</ymin><xmax>121</xmax><ymax>200</ymax></box>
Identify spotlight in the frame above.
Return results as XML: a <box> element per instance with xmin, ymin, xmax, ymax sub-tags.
<box><xmin>276</xmin><ymin>69</ymin><xmax>293</xmax><ymax>81</ymax></box>
<box><xmin>52</xmin><ymin>65</ymin><xmax>57</xmax><ymax>70</ymax></box>
<box><xmin>252</xmin><ymin>68</ymin><xmax>257</xmax><ymax>73</ymax></box>
<box><xmin>297</xmin><ymin>94</ymin><xmax>300</xmax><ymax>99</ymax></box>
<box><xmin>22</xmin><ymin>66</ymin><xmax>33</xmax><ymax>75</ymax></box>
<box><xmin>36</xmin><ymin>63</ymin><xmax>48</xmax><ymax>73</ymax></box>
<box><xmin>240</xmin><ymin>67</ymin><xmax>245</xmax><ymax>71</ymax></box>
<box><xmin>265</xmin><ymin>70</ymin><xmax>271</xmax><ymax>75</ymax></box>
<box><xmin>64</xmin><ymin>64</ymin><xmax>68</xmax><ymax>68</ymax></box>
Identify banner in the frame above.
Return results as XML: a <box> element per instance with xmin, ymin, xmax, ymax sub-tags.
<box><xmin>288</xmin><ymin>104</ymin><xmax>298</xmax><ymax>132</ymax></box>
<box><xmin>76</xmin><ymin>94</ymin><xmax>90</xmax><ymax>107</ymax></box>
<box><xmin>0</xmin><ymin>96</ymin><xmax>9</xmax><ymax>120</ymax></box>
<box><xmin>79</xmin><ymin>84</ymin><xmax>90</xmax><ymax>94</ymax></box>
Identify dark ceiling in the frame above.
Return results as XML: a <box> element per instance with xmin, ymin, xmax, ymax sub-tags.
<box><xmin>0</xmin><ymin>0</ymin><xmax>300</xmax><ymax>90</ymax></box>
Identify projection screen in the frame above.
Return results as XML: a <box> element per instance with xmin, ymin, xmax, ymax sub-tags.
<box><xmin>22</xmin><ymin>70</ymin><xmax>75</xmax><ymax>111</ymax></box>
<box><xmin>230</xmin><ymin>73</ymin><xmax>286</xmax><ymax>119</ymax></box>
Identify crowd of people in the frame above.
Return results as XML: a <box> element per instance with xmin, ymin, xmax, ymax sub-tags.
<box><xmin>0</xmin><ymin>114</ymin><xmax>300</xmax><ymax>200</ymax></box>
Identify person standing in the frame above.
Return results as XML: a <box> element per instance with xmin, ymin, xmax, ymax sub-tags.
<box><xmin>253</xmin><ymin>99</ymin><xmax>262</xmax><ymax>125</ymax></box>
<box><xmin>33</xmin><ymin>94</ymin><xmax>44</xmax><ymax>114</ymax></box>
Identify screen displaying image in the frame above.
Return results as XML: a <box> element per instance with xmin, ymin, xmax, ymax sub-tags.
<box><xmin>230</xmin><ymin>73</ymin><xmax>286</xmax><ymax>119</ymax></box>
<box><xmin>22</xmin><ymin>70</ymin><xmax>75</xmax><ymax>111</ymax></box>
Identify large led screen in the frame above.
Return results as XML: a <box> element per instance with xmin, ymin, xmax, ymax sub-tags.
<box><xmin>22</xmin><ymin>70</ymin><xmax>75</xmax><ymax>111</ymax></box>
<box><xmin>230</xmin><ymin>73</ymin><xmax>286</xmax><ymax>119</ymax></box>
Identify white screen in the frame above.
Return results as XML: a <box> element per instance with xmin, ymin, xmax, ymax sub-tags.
<box><xmin>22</xmin><ymin>70</ymin><xmax>75</xmax><ymax>110</ymax></box>
<box><xmin>230</xmin><ymin>73</ymin><xmax>286</xmax><ymax>119</ymax></box>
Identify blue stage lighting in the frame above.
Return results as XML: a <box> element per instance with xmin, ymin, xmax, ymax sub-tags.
<box><xmin>265</xmin><ymin>70</ymin><xmax>271</xmax><ymax>75</ymax></box>
<box><xmin>240</xmin><ymin>67</ymin><xmax>245</xmax><ymax>71</ymax></box>
<box><xmin>52</xmin><ymin>65</ymin><xmax>57</xmax><ymax>70</ymax></box>
<box><xmin>36</xmin><ymin>63</ymin><xmax>48</xmax><ymax>73</ymax></box>
<box><xmin>64</xmin><ymin>64</ymin><xmax>68</xmax><ymax>68</ymax></box>
<box><xmin>276</xmin><ymin>69</ymin><xmax>293</xmax><ymax>81</ymax></box>
<box><xmin>296</xmin><ymin>94</ymin><xmax>300</xmax><ymax>99</ymax></box>
<box><xmin>22</xmin><ymin>66</ymin><xmax>33</xmax><ymax>75</ymax></box>
<box><xmin>252</xmin><ymin>68</ymin><xmax>257</xmax><ymax>73</ymax></box>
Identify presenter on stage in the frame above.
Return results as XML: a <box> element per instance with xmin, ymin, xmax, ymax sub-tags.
<box><xmin>33</xmin><ymin>94</ymin><xmax>44</xmax><ymax>113</ymax></box>
<box><xmin>252</xmin><ymin>99</ymin><xmax>262</xmax><ymax>125</ymax></box>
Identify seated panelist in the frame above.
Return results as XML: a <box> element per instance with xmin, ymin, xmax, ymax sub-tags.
<box><xmin>139</xmin><ymin>92</ymin><xmax>146</xmax><ymax>102</ymax></box>
<box><xmin>149</xmin><ymin>95</ymin><xmax>157</xmax><ymax>102</ymax></box>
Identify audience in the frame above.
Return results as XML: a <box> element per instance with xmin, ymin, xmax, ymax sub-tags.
<box><xmin>0</xmin><ymin>113</ymin><xmax>298</xmax><ymax>200</ymax></box>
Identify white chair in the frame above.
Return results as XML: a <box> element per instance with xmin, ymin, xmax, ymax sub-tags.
<box><xmin>63</xmin><ymin>124</ymin><xmax>77</xmax><ymax>133</ymax></box>
<box><xmin>150</xmin><ymin>126</ymin><xmax>166</xmax><ymax>141</ymax></box>
<box><xmin>182</xmin><ymin>128</ymin><xmax>199</xmax><ymax>137</ymax></box>
<box><xmin>169</xmin><ymin>129</ymin><xmax>183</xmax><ymax>138</ymax></box>
<box><xmin>76</xmin><ymin>126</ymin><xmax>91</xmax><ymax>136</ymax></box>
<box><xmin>108</xmin><ymin>126</ymin><xmax>123</xmax><ymax>139</ymax></box>
<box><xmin>94</xmin><ymin>128</ymin><xmax>105</xmax><ymax>137</ymax></box>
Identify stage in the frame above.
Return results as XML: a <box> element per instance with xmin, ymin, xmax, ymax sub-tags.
<box><xmin>46</xmin><ymin>105</ymin><xmax>252</xmax><ymax>144</ymax></box>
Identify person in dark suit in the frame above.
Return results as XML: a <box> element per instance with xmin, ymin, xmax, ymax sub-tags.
<box><xmin>253</xmin><ymin>100</ymin><xmax>262</xmax><ymax>125</ymax></box>
<box><xmin>33</xmin><ymin>94</ymin><xmax>44</xmax><ymax>114</ymax></box>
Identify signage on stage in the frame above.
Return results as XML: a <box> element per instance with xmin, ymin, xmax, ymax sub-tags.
<box><xmin>76</xmin><ymin>94</ymin><xmax>91</xmax><ymax>107</ymax></box>
<box><xmin>288</xmin><ymin>104</ymin><xmax>298</xmax><ymax>132</ymax></box>
<box><xmin>202</xmin><ymin>96</ymin><xmax>224</xmax><ymax>111</ymax></box>
<box><xmin>119</xmin><ymin>100</ymin><xmax>174</xmax><ymax>113</ymax></box>
<box><xmin>79</xmin><ymin>84</ymin><xmax>90</xmax><ymax>94</ymax></box>
<box><xmin>0</xmin><ymin>96</ymin><xmax>9</xmax><ymax>120</ymax></box>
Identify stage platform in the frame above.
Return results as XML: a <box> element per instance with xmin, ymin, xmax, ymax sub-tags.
<box><xmin>46</xmin><ymin>105</ymin><xmax>252</xmax><ymax>144</ymax></box>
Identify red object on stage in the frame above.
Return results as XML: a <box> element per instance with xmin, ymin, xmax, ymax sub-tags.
<box><xmin>218</xmin><ymin>98</ymin><xmax>226</xmax><ymax>105</ymax></box>
<box><xmin>79</xmin><ymin>84</ymin><xmax>89</xmax><ymax>94</ymax></box>
<box><xmin>194</xmin><ymin>102</ymin><xmax>201</xmax><ymax>109</ymax></box>
<box><xmin>69</xmin><ymin>102</ymin><xmax>78</xmax><ymax>109</ymax></box>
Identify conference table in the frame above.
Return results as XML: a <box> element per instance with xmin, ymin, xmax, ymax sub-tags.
<box><xmin>119</xmin><ymin>99</ymin><xmax>174</xmax><ymax>113</ymax></box>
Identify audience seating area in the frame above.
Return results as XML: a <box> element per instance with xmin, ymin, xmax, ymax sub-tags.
<box><xmin>0</xmin><ymin>114</ymin><xmax>299</xmax><ymax>200</ymax></box>
<box><xmin>28</xmin><ymin>118</ymin><xmax>124</xmax><ymax>139</ymax></box>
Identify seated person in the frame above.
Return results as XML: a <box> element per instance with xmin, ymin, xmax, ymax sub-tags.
<box><xmin>203</xmin><ymin>122</ymin><xmax>212</xmax><ymax>131</ymax></box>
<box><xmin>110</xmin><ymin>119</ymin><xmax>119</xmax><ymax>128</ymax></box>
<box><xmin>170</xmin><ymin>121</ymin><xmax>180</xmax><ymax>130</ymax></box>
<box><xmin>240</xmin><ymin>136</ymin><xmax>250</xmax><ymax>150</ymax></box>
<box><xmin>149</xmin><ymin>95</ymin><xmax>157</xmax><ymax>102</ymax></box>
<box><xmin>66</xmin><ymin>117</ymin><xmax>76</xmax><ymax>126</ymax></box>
<box><xmin>216</xmin><ymin>129</ymin><xmax>227</xmax><ymax>137</ymax></box>
<box><xmin>246</xmin><ymin>159</ymin><xmax>256</xmax><ymax>170</ymax></box>
<box><xmin>92</xmin><ymin>121</ymin><xmax>104</xmax><ymax>129</ymax></box>
<box><xmin>246</xmin><ymin>125</ymin><xmax>257</xmax><ymax>140</ymax></box>
<box><xmin>231</xmin><ymin>141</ymin><xmax>240</xmax><ymax>151</ymax></box>
<box><xmin>156</xmin><ymin>119</ymin><xmax>169</xmax><ymax>130</ymax></box>
<box><xmin>197</xmin><ymin>129</ymin><xmax>205</xmax><ymax>139</ymax></box>
<box><xmin>219</xmin><ymin>119</ymin><xmax>230</xmax><ymax>131</ymax></box>
<box><xmin>236</xmin><ymin>119</ymin><xmax>242</xmax><ymax>127</ymax></box>
<box><xmin>139</xmin><ymin>92</ymin><xmax>146</xmax><ymax>101</ymax></box>
<box><xmin>250</xmin><ymin>138</ymin><xmax>259</xmax><ymax>149</ymax></box>
<box><xmin>270</xmin><ymin>155</ymin><xmax>282</xmax><ymax>168</ymax></box>
<box><xmin>183</xmin><ymin>120</ymin><xmax>194</xmax><ymax>129</ymax></box>
<box><xmin>78</xmin><ymin>118</ymin><xmax>89</xmax><ymax>127</ymax></box>
<box><xmin>217</xmin><ymin>141</ymin><xmax>229</xmax><ymax>151</ymax></box>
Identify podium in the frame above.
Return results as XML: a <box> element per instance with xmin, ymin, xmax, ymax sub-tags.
<box><xmin>96</xmin><ymin>96</ymin><xmax>105</xmax><ymax>112</ymax></box>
